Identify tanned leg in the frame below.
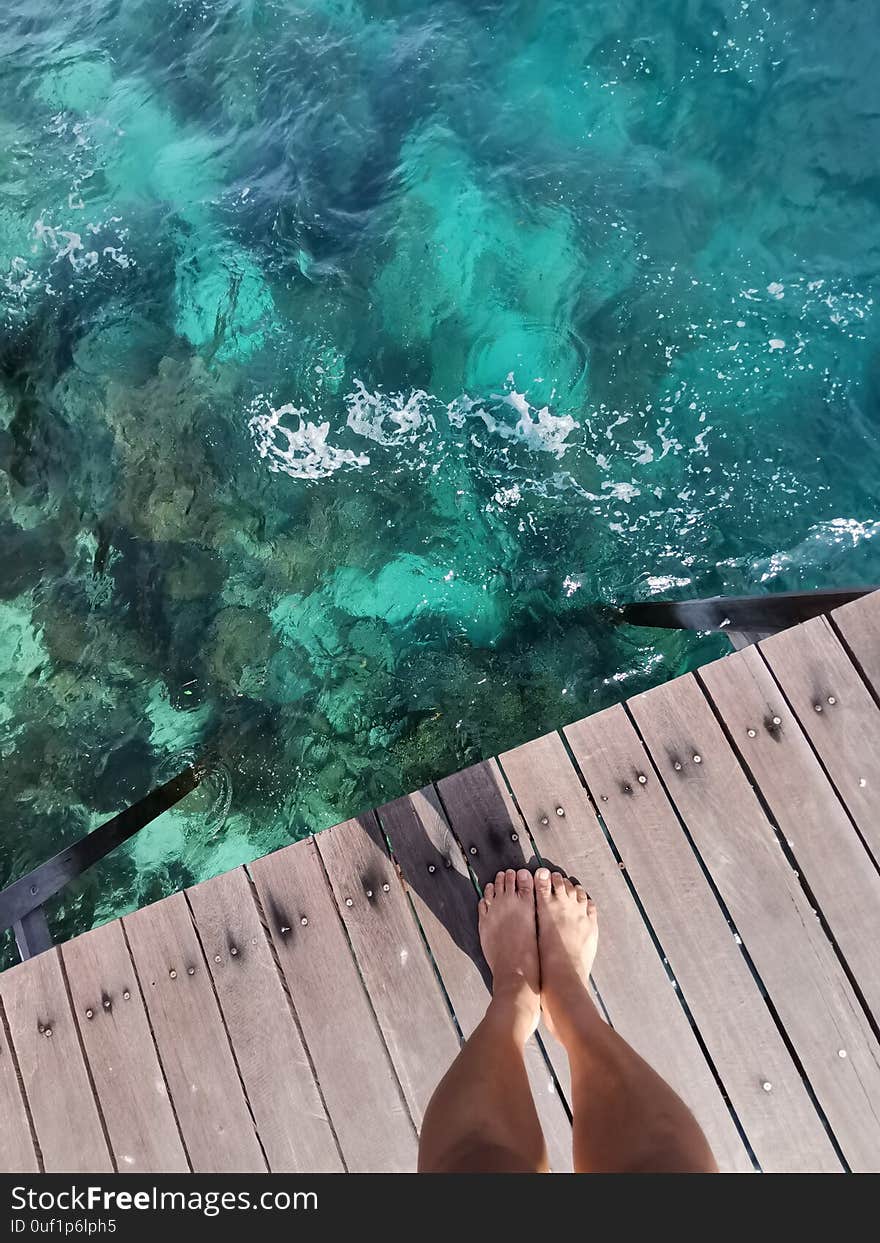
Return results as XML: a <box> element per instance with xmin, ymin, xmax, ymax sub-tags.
<box><xmin>535</xmin><ymin>868</ymin><xmax>717</xmax><ymax>1174</ymax></box>
<box><xmin>418</xmin><ymin>868</ymin><xmax>548</xmax><ymax>1173</ymax></box>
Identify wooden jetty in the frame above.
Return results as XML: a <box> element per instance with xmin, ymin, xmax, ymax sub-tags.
<box><xmin>3</xmin><ymin>591</ymin><xmax>880</xmax><ymax>1173</ymax></box>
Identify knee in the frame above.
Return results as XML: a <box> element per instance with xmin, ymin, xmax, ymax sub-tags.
<box><xmin>419</xmin><ymin>1134</ymin><xmax>542</xmax><ymax>1174</ymax></box>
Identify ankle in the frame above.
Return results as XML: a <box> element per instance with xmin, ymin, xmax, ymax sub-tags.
<box><xmin>487</xmin><ymin>984</ymin><xmax>539</xmax><ymax>1043</ymax></box>
<box><xmin>543</xmin><ymin>974</ymin><xmax>599</xmax><ymax>1045</ymax></box>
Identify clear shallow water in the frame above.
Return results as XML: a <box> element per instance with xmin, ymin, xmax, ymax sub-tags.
<box><xmin>2</xmin><ymin>0</ymin><xmax>880</xmax><ymax>959</ymax></box>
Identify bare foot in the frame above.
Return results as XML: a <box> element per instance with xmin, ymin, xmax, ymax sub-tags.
<box><xmin>534</xmin><ymin>867</ymin><xmax>599</xmax><ymax>1042</ymax></box>
<box><xmin>478</xmin><ymin>868</ymin><xmax>541</xmax><ymax>1042</ymax></box>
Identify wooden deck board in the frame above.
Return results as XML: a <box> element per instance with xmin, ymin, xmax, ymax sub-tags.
<box><xmin>249</xmin><ymin>837</ymin><xmax>418</xmax><ymax>1172</ymax></box>
<box><xmin>61</xmin><ymin>919</ymin><xmax>189</xmax><ymax>1172</ymax></box>
<box><xmin>0</xmin><ymin>949</ymin><xmax>112</xmax><ymax>1172</ymax></box>
<box><xmin>0</xmin><ymin>996</ymin><xmax>40</xmax><ymax>1172</ymax></box>
<box><xmin>831</xmin><ymin>590</ymin><xmax>880</xmax><ymax>694</ymax></box>
<box><xmin>4</xmin><ymin>592</ymin><xmax>880</xmax><ymax>1172</ymax></box>
<box><xmin>700</xmin><ymin>643</ymin><xmax>880</xmax><ymax>1024</ymax></box>
<box><xmin>760</xmin><ymin>615</ymin><xmax>880</xmax><ymax>868</ymax></box>
<box><xmin>498</xmin><ymin>730</ymin><xmax>753</xmax><ymax>1173</ymax></box>
<box><xmin>123</xmin><ymin>893</ymin><xmax>267</xmax><ymax>1172</ymax></box>
<box><xmin>376</xmin><ymin>788</ymin><xmax>574</xmax><ymax>1173</ymax></box>
<box><xmin>562</xmin><ymin>703</ymin><xmax>841</xmax><ymax>1173</ymax></box>
<box><xmin>314</xmin><ymin>814</ymin><xmax>461</xmax><ymax>1126</ymax></box>
<box><xmin>186</xmin><ymin>867</ymin><xmax>343</xmax><ymax>1172</ymax></box>
<box><xmin>629</xmin><ymin>672</ymin><xmax>880</xmax><ymax>1171</ymax></box>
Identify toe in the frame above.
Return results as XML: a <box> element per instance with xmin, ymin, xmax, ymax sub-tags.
<box><xmin>504</xmin><ymin>868</ymin><xmax>517</xmax><ymax>894</ymax></box>
<box><xmin>516</xmin><ymin>867</ymin><xmax>534</xmax><ymax>897</ymax></box>
<box><xmin>551</xmin><ymin>870</ymin><xmax>566</xmax><ymax>894</ymax></box>
<box><xmin>494</xmin><ymin>870</ymin><xmax>505</xmax><ymax>895</ymax></box>
<box><xmin>563</xmin><ymin>876</ymin><xmax>575</xmax><ymax>896</ymax></box>
<box><xmin>534</xmin><ymin>867</ymin><xmax>552</xmax><ymax>900</ymax></box>
<box><xmin>479</xmin><ymin>897</ymin><xmax>489</xmax><ymax>916</ymax></box>
<box><xmin>483</xmin><ymin>881</ymin><xmax>495</xmax><ymax>902</ymax></box>
<box><xmin>575</xmin><ymin>885</ymin><xmax>588</xmax><ymax>903</ymax></box>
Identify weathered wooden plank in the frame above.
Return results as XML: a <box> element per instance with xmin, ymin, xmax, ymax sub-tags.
<box><xmin>832</xmin><ymin>589</ymin><xmax>880</xmax><ymax>692</ymax></box>
<box><xmin>760</xmin><ymin>615</ymin><xmax>880</xmax><ymax>868</ymax></box>
<box><xmin>562</xmin><ymin>705</ymin><xmax>841</xmax><ymax>1173</ymax></box>
<box><xmin>436</xmin><ymin>760</ymin><xmax>575</xmax><ymax>1099</ymax></box>
<box><xmin>314</xmin><ymin>814</ymin><xmax>461</xmax><ymax>1125</ymax></box>
<box><xmin>375</xmin><ymin>789</ymin><xmax>574</xmax><ymax>1173</ymax></box>
<box><xmin>0</xmin><ymin>949</ymin><xmax>112</xmax><ymax>1172</ymax></box>
<box><xmin>61</xmin><ymin>920</ymin><xmax>189</xmax><ymax>1172</ymax></box>
<box><xmin>123</xmin><ymin>893</ymin><xmax>266</xmax><ymax>1172</ymax></box>
<box><xmin>249</xmin><ymin>837</ymin><xmax>417</xmax><ymax>1172</ymax></box>
<box><xmin>0</xmin><ymin>998</ymin><xmax>40</xmax><ymax>1172</ymax></box>
<box><xmin>700</xmin><ymin>644</ymin><xmax>880</xmax><ymax>1031</ymax></box>
<box><xmin>497</xmin><ymin>733</ymin><xmax>753</xmax><ymax>1174</ymax></box>
<box><xmin>186</xmin><ymin>868</ymin><xmax>343</xmax><ymax>1172</ymax></box>
<box><xmin>629</xmin><ymin>672</ymin><xmax>880</xmax><ymax>1171</ymax></box>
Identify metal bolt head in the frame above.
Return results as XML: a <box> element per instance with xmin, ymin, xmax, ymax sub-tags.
<box><xmin>828</xmin><ymin>696</ymin><xmax>836</xmax><ymax>706</ymax></box>
<box><xmin>637</xmin><ymin>774</ymin><xmax>647</xmax><ymax>784</ymax></box>
<box><xmin>600</xmin><ymin>794</ymin><xmax>608</xmax><ymax>802</ymax></box>
<box><xmin>813</xmin><ymin>703</ymin><xmax>823</xmax><ymax>713</ymax></box>
<box><xmin>555</xmin><ymin>806</ymin><xmax>565</xmax><ymax>817</ymax></box>
<box><xmin>510</xmin><ymin>832</ymin><xmax>518</xmax><ymax>842</ymax></box>
<box><xmin>693</xmin><ymin>754</ymin><xmax>702</xmax><ymax>764</ymax></box>
<box><xmin>85</xmin><ymin>1008</ymin><xmax>94</xmax><ymax>1020</ymax></box>
<box><xmin>123</xmin><ymin>990</ymin><xmax>130</xmax><ymax>1000</ymax></box>
<box><xmin>169</xmin><ymin>970</ymin><xmax>177</xmax><ymax>979</ymax></box>
<box><xmin>365</xmin><ymin>888</ymin><xmax>374</xmax><ymax>897</ymax></box>
<box><xmin>300</xmin><ymin>916</ymin><xmax>308</xmax><ymax>926</ymax></box>
<box><xmin>762</xmin><ymin>1081</ymin><xmax>772</xmax><ymax>1092</ymax></box>
<box><xmin>772</xmin><ymin>715</ymin><xmax>781</xmax><ymax>726</ymax></box>
<box><xmin>469</xmin><ymin>846</ymin><xmax>478</xmax><ymax>856</ymax></box>
<box><xmin>44</xmin><ymin>1027</ymin><xmax>52</xmax><ymax>1038</ymax></box>
<box><xmin>382</xmin><ymin>883</ymin><xmax>390</xmax><ymax>892</ymax></box>
<box><xmin>747</xmin><ymin>728</ymin><xmax>756</xmax><ymax>738</ymax></box>
<box><xmin>103</xmin><ymin>999</ymin><xmax>111</xmax><ymax>1009</ymax></box>
<box><xmin>29</xmin><ymin>885</ymin><xmax>38</xmax><ymax>896</ymax></box>
<box><xmin>540</xmin><ymin>816</ymin><xmax>549</xmax><ymax>826</ymax></box>
<box><xmin>427</xmin><ymin>864</ymin><xmax>436</xmax><ymax>874</ymax></box>
<box><xmin>673</xmin><ymin>762</ymin><xmax>682</xmax><ymax>771</ymax></box>
<box><xmin>345</xmin><ymin>897</ymin><xmax>353</xmax><ymax>907</ymax></box>
<box><xmin>187</xmin><ymin>967</ymin><xmax>195</xmax><ymax>976</ymax></box>
<box><xmin>838</xmin><ymin>1049</ymin><xmax>847</xmax><ymax>1059</ymax></box>
<box><xmin>214</xmin><ymin>954</ymin><xmax>222</xmax><ymax>962</ymax></box>
<box><xmin>279</xmin><ymin>926</ymin><xmax>290</xmax><ymax>936</ymax></box>
<box><xmin>229</xmin><ymin>946</ymin><xmax>238</xmax><ymax>956</ymax></box>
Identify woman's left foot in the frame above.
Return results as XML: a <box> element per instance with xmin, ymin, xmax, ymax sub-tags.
<box><xmin>478</xmin><ymin>868</ymin><xmax>541</xmax><ymax>1042</ymax></box>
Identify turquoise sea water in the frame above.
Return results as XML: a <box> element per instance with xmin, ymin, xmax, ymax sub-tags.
<box><xmin>2</xmin><ymin>0</ymin><xmax>880</xmax><ymax>958</ymax></box>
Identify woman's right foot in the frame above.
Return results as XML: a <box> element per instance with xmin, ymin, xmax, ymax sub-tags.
<box><xmin>534</xmin><ymin>867</ymin><xmax>599</xmax><ymax>1041</ymax></box>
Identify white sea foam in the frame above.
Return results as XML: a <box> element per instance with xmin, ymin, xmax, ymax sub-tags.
<box><xmin>447</xmin><ymin>389</ymin><xmax>579</xmax><ymax>458</ymax></box>
<box><xmin>345</xmin><ymin>380</ymin><xmax>434</xmax><ymax>445</ymax></box>
<box><xmin>248</xmin><ymin>401</ymin><xmax>369</xmax><ymax>480</ymax></box>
